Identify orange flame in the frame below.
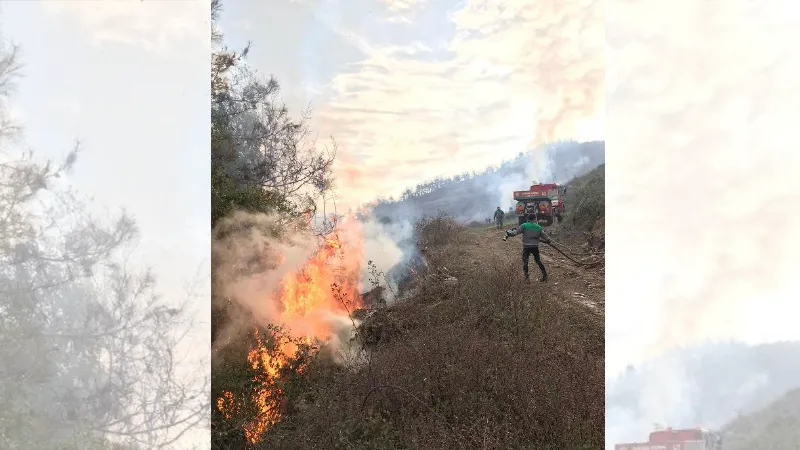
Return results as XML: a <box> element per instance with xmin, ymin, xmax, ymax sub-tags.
<box><xmin>216</xmin><ymin>391</ymin><xmax>238</xmax><ymax>420</ymax></box>
<box><xmin>217</xmin><ymin>216</ymin><xmax>365</xmax><ymax>443</ymax></box>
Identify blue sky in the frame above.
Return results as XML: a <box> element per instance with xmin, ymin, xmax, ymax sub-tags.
<box><xmin>217</xmin><ymin>0</ymin><xmax>604</xmax><ymax>209</ymax></box>
<box><xmin>220</xmin><ymin>0</ymin><xmax>460</xmax><ymax>98</ymax></box>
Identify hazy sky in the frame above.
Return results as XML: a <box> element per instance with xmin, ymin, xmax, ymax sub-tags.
<box><xmin>605</xmin><ymin>0</ymin><xmax>800</xmax><ymax>378</ymax></box>
<box><xmin>6</xmin><ymin>0</ymin><xmax>800</xmax><ymax>446</ymax></box>
<box><xmin>217</xmin><ymin>0</ymin><xmax>604</xmax><ymax>209</ymax></box>
<box><xmin>1</xmin><ymin>1</ymin><xmax>209</xmax><ymax>446</ymax></box>
<box><xmin>1</xmin><ymin>1</ymin><xmax>209</xmax><ymax>312</ymax></box>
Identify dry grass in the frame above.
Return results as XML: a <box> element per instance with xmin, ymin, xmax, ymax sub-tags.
<box><xmin>250</xmin><ymin>216</ymin><xmax>604</xmax><ymax>450</ymax></box>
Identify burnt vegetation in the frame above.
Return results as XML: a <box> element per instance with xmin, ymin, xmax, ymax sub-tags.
<box><xmin>210</xmin><ymin>2</ymin><xmax>604</xmax><ymax>449</ymax></box>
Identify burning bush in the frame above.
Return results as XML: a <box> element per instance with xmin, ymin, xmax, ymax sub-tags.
<box><xmin>211</xmin><ymin>212</ymin><xmax>369</xmax><ymax>446</ymax></box>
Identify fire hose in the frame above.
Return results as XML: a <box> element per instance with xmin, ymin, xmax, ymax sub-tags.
<box><xmin>503</xmin><ymin>234</ymin><xmax>601</xmax><ymax>268</ymax></box>
<box><xmin>543</xmin><ymin>241</ymin><xmax>600</xmax><ymax>268</ymax></box>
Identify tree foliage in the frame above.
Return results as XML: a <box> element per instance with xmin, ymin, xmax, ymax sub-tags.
<box><xmin>0</xmin><ymin>37</ymin><xmax>207</xmax><ymax>450</ymax></box>
<box><xmin>210</xmin><ymin>2</ymin><xmax>342</xmax><ymax>447</ymax></box>
<box><xmin>210</xmin><ymin>0</ymin><xmax>335</xmax><ymax>228</ymax></box>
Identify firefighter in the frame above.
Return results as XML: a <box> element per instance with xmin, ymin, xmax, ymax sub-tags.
<box><xmin>493</xmin><ymin>206</ymin><xmax>504</xmax><ymax>229</ymax></box>
<box><xmin>503</xmin><ymin>213</ymin><xmax>549</xmax><ymax>282</ymax></box>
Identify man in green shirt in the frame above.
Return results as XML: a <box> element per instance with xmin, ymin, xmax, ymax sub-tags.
<box><xmin>503</xmin><ymin>213</ymin><xmax>549</xmax><ymax>282</ymax></box>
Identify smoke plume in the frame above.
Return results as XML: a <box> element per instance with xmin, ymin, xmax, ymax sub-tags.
<box><xmin>211</xmin><ymin>211</ymin><xmax>361</xmax><ymax>360</ymax></box>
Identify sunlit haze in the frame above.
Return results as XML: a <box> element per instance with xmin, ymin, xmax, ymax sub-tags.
<box><xmin>217</xmin><ymin>0</ymin><xmax>604</xmax><ymax>210</ymax></box>
<box><xmin>1</xmin><ymin>1</ymin><xmax>210</xmax><ymax>447</ymax></box>
<box><xmin>606</xmin><ymin>0</ymin><xmax>800</xmax><ymax>378</ymax></box>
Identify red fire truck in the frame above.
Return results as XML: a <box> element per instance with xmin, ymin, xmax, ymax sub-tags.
<box><xmin>615</xmin><ymin>427</ymin><xmax>723</xmax><ymax>450</ymax></box>
<box><xmin>512</xmin><ymin>181</ymin><xmax>566</xmax><ymax>226</ymax></box>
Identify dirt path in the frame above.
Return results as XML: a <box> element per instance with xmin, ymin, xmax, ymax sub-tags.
<box><xmin>342</xmin><ymin>219</ymin><xmax>606</xmax><ymax>449</ymax></box>
<box><xmin>465</xmin><ymin>225</ymin><xmax>605</xmax><ymax>316</ymax></box>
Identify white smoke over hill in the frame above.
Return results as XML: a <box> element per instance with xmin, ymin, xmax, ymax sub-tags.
<box><xmin>605</xmin><ymin>0</ymin><xmax>800</xmax><ymax>448</ymax></box>
<box><xmin>370</xmin><ymin>140</ymin><xmax>605</xmax><ymax>223</ymax></box>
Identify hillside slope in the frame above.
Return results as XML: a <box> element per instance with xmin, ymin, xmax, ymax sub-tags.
<box><xmin>722</xmin><ymin>388</ymin><xmax>800</xmax><ymax>450</ymax></box>
<box><xmin>372</xmin><ymin>140</ymin><xmax>605</xmax><ymax>222</ymax></box>
<box><xmin>606</xmin><ymin>340</ymin><xmax>800</xmax><ymax>444</ymax></box>
<box><xmin>564</xmin><ymin>163</ymin><xmax>605</xmax><ymax>237</ymax></box>
<box><xmin>252</xmin><ymin>170</ymin><xmax>606</xmax><ymax>449</ymax></box>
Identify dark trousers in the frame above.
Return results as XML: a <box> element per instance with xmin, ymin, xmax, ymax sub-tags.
<box><xmin>522</xmin><ymin>246</ymin><xmax>546</xmax><ymax>278</ymax></box>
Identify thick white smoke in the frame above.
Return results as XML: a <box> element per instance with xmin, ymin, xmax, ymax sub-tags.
<box><xmin>359</xmin><ymin>216</ymin><xmax>412</xmax><ymax>297</ymax></box>
<box><xmin>606</xmin><ymin>0</ymin><xmax>800</xmax><ymax>446</ymax></box>
<box><xmin>494</xmin><ymin>149</ymin><xmax>555</xmax><ymax>211</ymax></box>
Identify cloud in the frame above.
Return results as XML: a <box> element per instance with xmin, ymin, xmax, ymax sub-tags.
<box><xmin>381</xmin><ymin>0</ymin><xmax>427</xmax><ymax>12</ymax></box>
<box><xmin>38</xmin><ymin>0</ymin><xmax>208</xmax><ymax>56</ymax></box>
<box><xmin>302</xmin><ymin>0</ymin><xmax>603</xmax><ymax>208</ymax></box>
<box><xmin>379</xmin><ymin>0</ymin><xmax>428</xmax><ymax>23</ymax></box>
<box><xmin>605</xmin><ymin>0</ymin><xmax>800</xmax><ymax>377</ymax></box>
